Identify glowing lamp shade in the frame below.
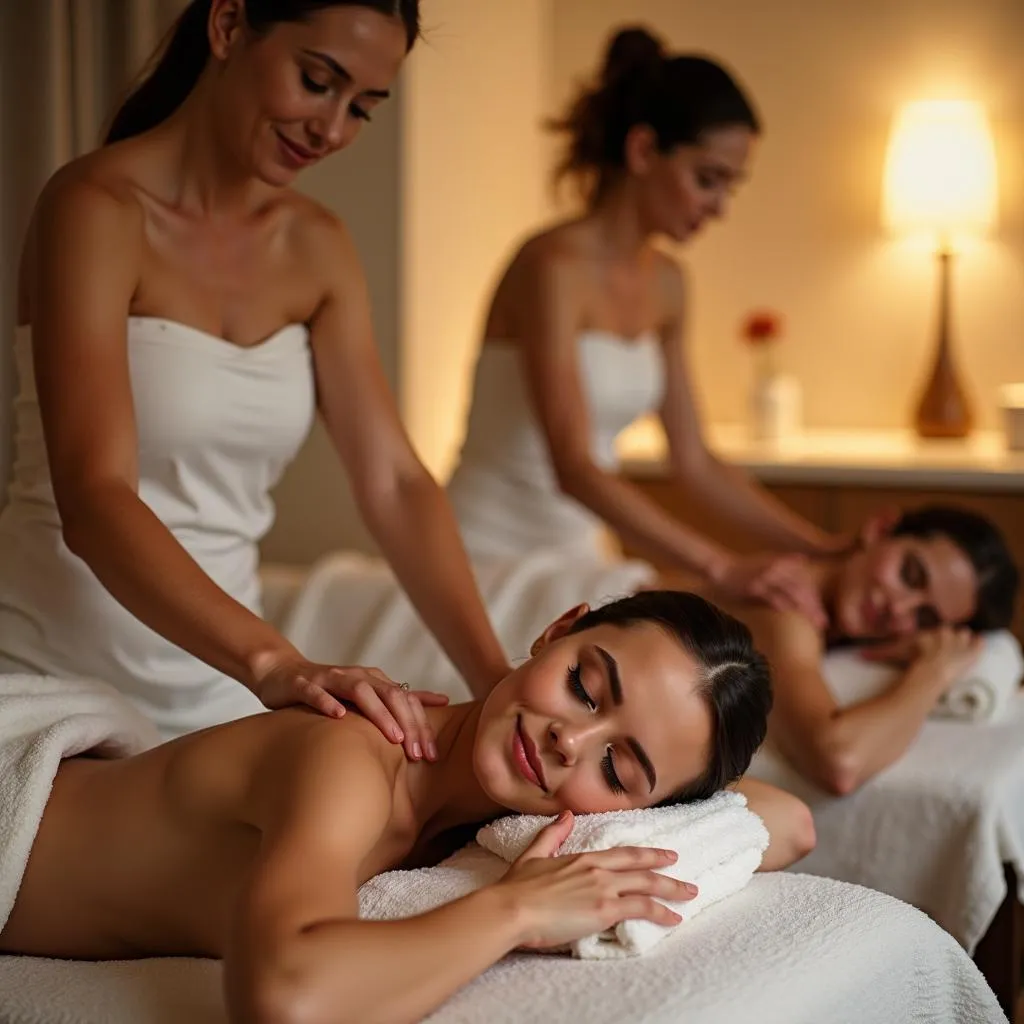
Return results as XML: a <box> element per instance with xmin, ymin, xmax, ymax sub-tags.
<box><xmin>883</xmin><ymin>100</ymin><xmax>998</xmax><ymax>240</ymax></box>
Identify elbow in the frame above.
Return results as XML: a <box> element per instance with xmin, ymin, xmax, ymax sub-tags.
<box><xmin>784</xmin><ymin>798</ymin><xmax>817</xmax><ymax>864</ymax></box>
<box><xmin>814</xmin><ymin>746</ymin><xmax>864</xmax><ymax>797</ymax></box>
<box><xmin>238</xmin><ymin>980</ymin><xmax>336</xmax><ymax>1024</ymax></box>
<box><xmin>552</xmin><ymin>457</ymin><xmax>596</xmax><ymax>503</ymax></box>
<box><xmin>60</xmin><ymin>511</ymin><xmax>92</xmax><ymax>560</ymax></box>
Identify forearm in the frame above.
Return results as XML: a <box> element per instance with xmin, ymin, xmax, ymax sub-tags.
<box><xmin>798</xmin><ymin>663</ymin><xmax>952</xmax><ymax>793</ymax></box>
<box><xmin>232</xmin><ymin>888</ymin><xmax>521</xmax><ymax>1024</ymax></box>
<box><xmin>362</xmin><ymin>475</ymin><xmax>509</xmax><ymax>696</ymax></box>
<box><xmin>682</xmin><ymin>456</ymin><xmax>837</xmax><ymax>555</ymax></box>
<box><xmin>61</xmin><ymin>483</ymin><xmax>294</xmax><ymax>688</ymax></box>
<box><xmin>565</xmin><ymin>463</ymin><xmax>729</xmax><ymax>578</ymax></box>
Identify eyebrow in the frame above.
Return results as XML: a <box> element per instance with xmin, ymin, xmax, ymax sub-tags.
<box><xmin>302</xmin><ymin>49</ymin><xmax>391</xmax><ymax>99</ymax></box>
<box><xmin>594</xmin><ymin>645</ymin><xmax>658</xmax><ymax>793</ymax></box>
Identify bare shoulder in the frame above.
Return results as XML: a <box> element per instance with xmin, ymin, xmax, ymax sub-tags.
<box><xmin>507</xmin><ymin>221</ymin><xmax>592</xmax><ymax>284</ymax></box>
<box><xmin>745</xmin><ymin>606</ymin><xmax>825</xmax><ymax>671</ymax></box>
<box><xmin>653</xmin><ymin>250</ymin><xmax>685</xmax><ymax>310</ymax></box>
<box><xmin>241</xmin><ymin>710</ymin><xmax>402</xmax><ymax>833</ymax></box>
<box><xmin>29</xmin><ymin>153</ymin><xmax>144</xmax><ymax>253</ymax></box>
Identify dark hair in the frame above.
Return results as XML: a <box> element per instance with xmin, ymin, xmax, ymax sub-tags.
<box><xmin>569</xmin><ymin>590</ymin><xmax>772</xmax><ymax>805</ymax></box>
<box><xmin>892</xmin><ymin>505</ymin><xmax>1019</xmax><ymax>632</ymax></box>
<box><xmin>105</xmin><ymin>0</ymin><xmax>419</xmax><ymax>144</ymax></box>
<box><xmin>549</xmin><ymin>25</ymin><xmax>760</xmax><ymax>202</ymax></box>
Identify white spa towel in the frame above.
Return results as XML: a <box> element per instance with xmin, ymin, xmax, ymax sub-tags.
<box><xmin>361</xmin><ymin>790</ymin><xmax>769</xmax><ymax>960</ymax></box>
<box><xmin>0</xmin><ymin>674</ymin><xmax>160</xmax><ymax>929</ymax></box>
<box><xmin>0</xmin><ymin>874</ymin><xmax>1006</xmax><ymax>1024</ymax></box>
<box><xmin>824</xmin><ymin>630</ymin><xmax>1023</xmax><ymax>723</ymax></box>
<box><xmin>749</xmin><ymin>693</ymin><xmax>1024</xmax><ymax>952</ymax></box>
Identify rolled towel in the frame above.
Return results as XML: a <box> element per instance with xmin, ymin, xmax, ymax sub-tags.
<box><xmin>934</xmin><ymin>630</ymin><xmax>1024</xmax><ymax>722</ymax></box>
<box><xmin>359</xmin><ymin>791</ymin><xmax>768</xmax><ymax>960</ymax></box>
<box><xmin>478</xmin><ymin>789</ymin><xmax>769</xmax><ymax>959</ymax></box>
<box><xmin>823</xmin><ymin>630</ymin><xmax>1024</xmax><ymax>723</ymax></box>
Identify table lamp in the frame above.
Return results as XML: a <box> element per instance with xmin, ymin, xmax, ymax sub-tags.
<box><xmin>882</xmin><ymin>100</ymin><xmax>998</xmax><ymax>438</ymax></box>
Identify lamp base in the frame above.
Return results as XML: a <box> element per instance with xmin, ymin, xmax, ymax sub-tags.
<box><xmin>914</xmin><ymin>368</ymin><xmax>973</xmax><ymax>439</ymax></box>
<box><xmin>913</xmin><ymin>248</ymin><xmax>974</xmax><ymax>440</ymax></box>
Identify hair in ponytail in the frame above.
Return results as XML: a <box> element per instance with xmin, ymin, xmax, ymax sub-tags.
<box><xmin>105</xmin><ymin>0</ymin><xmax>420</xmax><ymax>145</ymax></box>
<box><xmin>549</xmin><ymin>24</ymin><xmax>760</xmax><ymax>202</ymax></box>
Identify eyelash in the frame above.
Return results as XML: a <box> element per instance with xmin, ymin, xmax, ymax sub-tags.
<box><xmin>568</xmin><ymin>663</ymin><xmax>596</xmax><ymax>710</ymax></box>
<box><xmin>602</xmin><ymin>748</ymin><xmax>626</xmax><ymax>794</ymax></box>
<box><xmin>568</xmin><ymin>665</ymin><xmax>626</xmax><ymax>795</ymax></box>
<box><xmin>300</xmin><ymin>72</ymin><xmax>372</xmax><ymax>122</ymax></box>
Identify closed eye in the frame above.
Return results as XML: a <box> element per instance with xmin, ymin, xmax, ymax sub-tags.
<box><xmin>901</xmin><ymin>552</ymin><xmax>927</xmax><ymax>590</ymax></box>
<box><xmin>602</xmin><ymin>747</ymin><xmax>626</xmax><ymax>795</ymax></box>
<box><xmin>350</xmin><ymin>104</ymin><xmax>372</xmax><ymax>122</ymax></box>
<box><xmin>301</xmin><ymin>70</ymin><xmax>330</xmax><ymax>95</ymax></box>
<box><xmin>568</xmin><ymin>663</ymin><xmax>596</xmax><ymax>711</ymax></box>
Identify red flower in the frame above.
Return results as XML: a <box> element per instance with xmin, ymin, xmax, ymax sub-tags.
<box><xmin>742</xmin><ymin>310</ymin><xmax>783</xmax><ymax>345</ymax></box>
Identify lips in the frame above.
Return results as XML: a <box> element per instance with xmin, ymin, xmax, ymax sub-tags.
<box><xmin>275</xmin><ymin>131</ymin><xmax>319</xmax><ymax>169</ymax></box>
<box><xmin>513</xmin><ymin>715</ymin><xmax>547</xmax><ymax>792</ymax></box>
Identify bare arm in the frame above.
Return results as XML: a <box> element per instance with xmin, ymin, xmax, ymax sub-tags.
<box><xmin>309</xmin><ymin>219</ymin><xmax>508</xmax><ymax>697</ymax></box>
<box><xmin>754</xmin><ymin>611</ymin><xmax>977</xmax><ymax>794</ymax></box>
<box><xmin>225</xmin><ymin>734</ymin><xmax>524</xmax><ymax>1024</ymax></box>
<box><xmin>731</xmin><ymin>777</ymin><xmax>816</xmax><ymax>870</ymax></box>
<box><xmin>228</xmin><ymin>733</ymin><xmax>692</xmax><ymax>1024</ymax></box>
<box><xmin>514</xmin><ymin>246</ymin><xmax>735</xmax><ymax>580</ymax></box>
<box><xmin>657</xmin><ymin>261</ymin><xmax>838</xmax><ymax>556</ymax></box>
<box><xmin>29</xmin><ymin>176</ymin><xmax>292</xmax><ymax>691</ymax></box>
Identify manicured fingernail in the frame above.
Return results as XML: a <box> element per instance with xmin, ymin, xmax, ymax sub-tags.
<box><xmin>685</xmin><ymin>883</ymin><xmax>699</xmax><ymax>895</ymax></box>
<box><xmin>661</xmin><ymin>849</ymin><xmax>677</xmax><ymax>860</ymax></box>
<box><xmin>392</xmin><ymin>728</ymin><xmax>404</xmax><ymax>742</ymax></box>
<box><xmin>427</xmin><ymin>741</ymin><xmax>438</xmax><ymax>760</ymax></box>
<box><xmin>413</xmin><ymin>742</ymin><xmax>422</xmax><ymax>759</ymax></box>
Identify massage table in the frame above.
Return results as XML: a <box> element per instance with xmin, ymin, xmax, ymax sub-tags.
<box><xmin>747</xmin><ymin>675</ymin><xmax>1024</xmax><ymax>1021</ymax></box>
<box><xmin>0</xmin><ymin>872</ymin><xmax>1006</xmax><ymax>1023</ymax></box>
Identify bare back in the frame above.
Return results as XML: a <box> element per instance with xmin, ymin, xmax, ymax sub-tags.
<box><xmin>0</xmin><ymin>710</ymin><xmax>418</xmax><ymax>960</ymax></box>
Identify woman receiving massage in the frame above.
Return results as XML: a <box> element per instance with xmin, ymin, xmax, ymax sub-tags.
<box><xmin>0</xmin><ymin>590</ymin><xmax>814</xmax><ymax>1023</ymax></box>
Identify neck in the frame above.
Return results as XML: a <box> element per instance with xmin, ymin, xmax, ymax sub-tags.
<box><xmin>403</xmin><ymin>703</ymin><xmax>506</xmax><ymax>841</ymax></box>
<box><xmin>154</xmin><ymin>71</ymin><xmax>268</xmax><ymax>217</ymax></box>
<box><xmin>587</xmin><ymin>179</ymin><xmax>653</xmax><ymax>258</ymax></box>
<box><xmin>805</xmin><ymin>556</ymin><xmax>845</xmax><ymax>642</ymax></box>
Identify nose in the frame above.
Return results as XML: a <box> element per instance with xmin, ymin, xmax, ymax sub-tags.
<box><xmin>887</xmin><ymin>589</ymin><xmax>922</xmax><ymax>633</ymax></box>
<box><xmin>309</xmin><ymin>97</ymin><xmax>352</xmax><ymax>152</ymax></box>
<box><xmin>707</xmin><ymin>192</ymin><xmax>727</xmax><ymax>220</ymax></box>
<box><xmin>549</xmin><ymin>718</ymin><xmax>605</xmax><ymax>767</ymax></box>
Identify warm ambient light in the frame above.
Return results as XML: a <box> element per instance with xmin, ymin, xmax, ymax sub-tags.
<box><xmin>881</xmin><ymin>99</ymin><xmax>999</xmax><ymax>440</ymax></box>
<box><xmin>883</xmin><ymin>100</ymin><xmax>998</xmax><ymax>243</ymax></box>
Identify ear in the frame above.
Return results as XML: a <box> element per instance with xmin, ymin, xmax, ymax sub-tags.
<box><xmin>530</xmin><ymin>604</ymin><xmax>590</xmax><ymax>657</ymax></box>
<box><xmin>623</xmin><ymin>124</ymin><xmax>659</xmax><ymax>177</ymax></box>
<box><xmin>859</xmin><ymin>508</ymin><xmax>900</xmax><ymax>548</ymax></box>
<box><xmin>208</xmin><ymin>0</ymin><xmax>246</xmax><ymax>61</ymax></box>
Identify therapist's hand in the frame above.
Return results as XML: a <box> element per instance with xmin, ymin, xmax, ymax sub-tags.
<box><xmin>712</xmin><ymin>552</ymin><xmax>828</xmax><ymax>629</ymax></box>
<box><xmin>249</xmin><ymin>652</ymin><xmax>448</xmax><ymax>761</ymax></box>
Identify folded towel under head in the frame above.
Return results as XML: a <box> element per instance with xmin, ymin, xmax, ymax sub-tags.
<box><xmin>824</xmin><ymin>629</ymin><xmax>1023</xmax><ymax>723</ymax></box>
<box><xmin>361</xmin><ymin>789</ymin><xmax>768</xmax><ymax>960</ymax></box>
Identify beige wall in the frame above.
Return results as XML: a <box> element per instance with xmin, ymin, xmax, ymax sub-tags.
<box><xmin>551</xmin><ymin>0</ymin><xmax>1024</xmax><ymax>431</ymax></box>
<box><xmin>401</xmin><ymin>0</ymin><xmax>551</xmax><ymax>479</ymax></box>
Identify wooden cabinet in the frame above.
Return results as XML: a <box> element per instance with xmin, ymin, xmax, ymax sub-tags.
<box><xmin>620</xmin><ymin>475</ymin><xmax>1024</xmax><ymax>643</ymax></box>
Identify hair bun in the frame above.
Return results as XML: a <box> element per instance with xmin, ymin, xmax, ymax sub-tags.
<box><xmin>601</xmin><ymin>26</ymin><xmax>665</xmax><ymax>86</ymax></box>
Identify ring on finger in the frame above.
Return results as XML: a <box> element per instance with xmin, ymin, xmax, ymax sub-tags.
<box><xmin>396</xmin><ymin>681</ymin><xmax>410</xmax><ymax>692</ymax></box>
